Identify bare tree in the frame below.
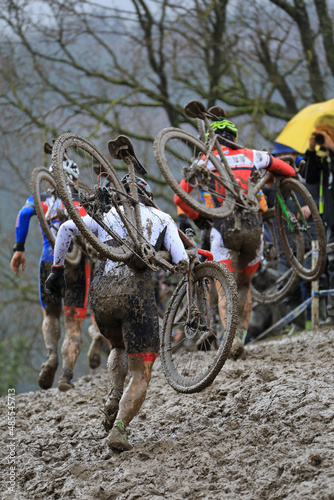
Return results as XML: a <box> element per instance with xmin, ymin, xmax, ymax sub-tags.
<box><xmin>1</xmin><ymin>0</ymin><xmax>333</xmax><ymax>151</ymax></box>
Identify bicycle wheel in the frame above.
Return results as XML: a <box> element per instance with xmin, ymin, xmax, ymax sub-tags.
<box><xmin>250</xmin><ymin>210</ymin><xmax>299</xmax><ymax>304</ymax></box>
<box><xmin>160</xmin><ymin>261</ymin><xmax>238</xmax><ymax>393</ymax></box>
<box><xmin>52</xmin><ymin>133</ymin><xmax>135</xmax><ymax>263</ymax></box>
<box><xmin>275</xmin><ymin>177</ymin><xmax>326</xmax><ymax>281</ymax></box>
<box><xmin>30</xmin><ymin>167</ymin><xmax>82</xmax><ymax>266</ymax></box>
<box><xmin>153</xmin><ymin>128</ymin><xmax>236</xmax><ymax>219</ymax></box>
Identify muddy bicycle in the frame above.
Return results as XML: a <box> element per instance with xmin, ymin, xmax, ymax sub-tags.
<box><xmin>50</xmin><ymin>132</ymin><xmax>238</xmax><ymax>393</ymax></box>
<box><xmin>153</xmin><ymin>100</ymin><xmax>326</xmax><ymax>282</ymax></box>
<box><xmin>30</xmin><ymin>143</ymin><xmax>99</xmax><ymax>266</ymax></box>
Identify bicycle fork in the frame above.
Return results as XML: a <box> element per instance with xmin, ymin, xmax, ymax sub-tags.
<box><xmin>183</xmin><ymin>229</ymin><xmax>213</xmax><ymax>345</ymax></box>
<box><xmin>275</xmin><ymin>184</ymin><xmax>308</xmax><ymax>232</ymax></box>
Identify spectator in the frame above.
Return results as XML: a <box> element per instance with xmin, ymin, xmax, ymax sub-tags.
<box><xmin>303</xmin><ymin>122</ymin><xmax>334</xmax><ymax>323</ymax></box>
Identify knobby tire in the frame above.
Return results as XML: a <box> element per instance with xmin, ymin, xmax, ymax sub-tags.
<box><xmin>160</xmin><ymin>261</ymin><xmax>238</xmax><ymax>393</ymax></box>
<box><xmin>154</xmin><ymin>128</ymin><xmax>236</xmax><ymax>219</ymax></box>
<box><xmin>52</xmin><ymin>133</ymin><xmax>134</xmax><ymax>263</ymax></box>
<box><xmin>30</xmin><ymin>167</ymin><xmax>82</xmax><ymax>266</ymax></box>
<box><xmin>275</xmin><ymin>177</ymin><xmax>326</xmax><ymax>281</ymax></box>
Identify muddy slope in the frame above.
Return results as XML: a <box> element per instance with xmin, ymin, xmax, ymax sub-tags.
<box><xmin>1</xmin><ymin>327</ymin><xmax>334</xmax><ymax>500</ymax></box>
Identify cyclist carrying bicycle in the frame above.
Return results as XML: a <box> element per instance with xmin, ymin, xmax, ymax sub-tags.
<box><xmin>44</xmin><ymin>175</ymin><xmax>189</xmax><ymax>451</ymax></box>
<box><xmin>174</xmin><ymin>118</ymin><xmax>296</xmax><ymax>355</ymax></box>
<box><xmin>10</xmin><ymin>158</ymin><xmax>91</xmax><ymax>392</ymax></box>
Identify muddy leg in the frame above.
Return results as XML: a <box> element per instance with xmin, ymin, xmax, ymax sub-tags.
<box><xmin>58</xmin><ymin>316</ymin><xmax>84</xmax><ymax>391</ymax></box>
<box><xmin>236</xmin><ymin>272</ymin><xmax>255</xmax><ymax>334</ymax></box>
<box><xmin>42</xmin><ymin>307</ymin><xmax>61</xmax><ymax>352</ymax></box>
<box><xmin>102</xmin><ymin>346</ymin><xmax>128</xmax><ymax>432</ymax></box>
<box><xmin>225</xmin><ymin>269</ymin><xmax>254</xmax><ymax>361</ymax></box>
<box><xmin>215</xmin><ymin>278</ymin><xmax>227</xmax><ymax>327</ymax></box>
<box><xmin>214</xmin><ymin>274</ymin><xmax>243</xmax><ymax>357</ymax></box>
<box><xmin>226</xmin><ymin>272</ymin><xmax>254</xmax><ymax>360</ymax></box>
<box><xmin>87</xmin><ymin>316</ymin><xmax>109</xmax><ymax>369</ymax></box>
<box><xmin>38</xmin><ymin>307</ymin><xmax>61</xmax><ymax>390</ymax></box>
<box><xmin>107</xmin><ymin>356</ymin><xmax>155</xmax><ymax>451</ymax></box>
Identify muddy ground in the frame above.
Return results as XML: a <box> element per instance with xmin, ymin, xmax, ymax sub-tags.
<box><xmin>1</xmin><ymin>327</ymin><xmax>334</xmax><ymax>500</ymax></box>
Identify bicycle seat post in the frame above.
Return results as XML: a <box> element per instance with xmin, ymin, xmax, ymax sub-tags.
<box><xmin>124</xmin><ymin>156</ymin><xmax>144</xmax><ymax>251</ymax></box>
<box><xmin>211</xmin><ymin>128</ymin><xmax>240</xmax><ymax>197</ymax></box>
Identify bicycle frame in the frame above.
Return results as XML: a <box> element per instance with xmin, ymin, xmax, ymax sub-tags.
<box><xmin>182</xmin><ymin>228</ymin><xmax>218</xmax><ymax>335</ymax></box>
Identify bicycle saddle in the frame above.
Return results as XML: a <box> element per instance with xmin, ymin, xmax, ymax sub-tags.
<box><xmin>208</xmin><ymin>106</ymin><xmax>226</xmax><ymax>119</ymax></box>
<box><xmin>184</xmin><ymin>100</ymin><xmax>207</xmax><ymax>119</ymax></box>
<box><xmin>184</xmin><ymin>100</ymin><xmax>227</xmax><ymax>121</ymax></box>
<box><xmin>44</xmin><ymin>142</ymin><xmax>53</xmax><ymax>155</ymax></box>
<box><xmin>108</xmin><ymin>135</ymin><xmax>147</xmax><ymax>175</ymax></box>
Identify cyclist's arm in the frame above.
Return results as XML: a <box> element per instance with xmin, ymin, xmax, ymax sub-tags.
<box><xmin>53</xmin><ymin>215</ymin><xmax>100</xmax><ymax>267</ymax></box>
<box><xmin>11</xmin><ymin>198</ymin><xmax>35</xmax><ymax>276</ymax></box>
<box><xmin>174</xmin><ymin>179</ymin><xmax>200</xmax><ymax>221</ymax></box>
<box><xmin>266</xmin><ymin>155</ymin><xmax>295</xmax><ymax>177</ymax></box>
<box><xmin>251</xmin><ymin>149</ymin><xmax>295</xmax><ymax>177</ymax></box>
<box><xmin>163</xmin><ymin>219</ymin><xmax>189</xmax><ymax>264</ymax></box>
<box><xmin>14</xmin><ymin>197</ymin><xmax>35</xmax><ymax>250</ymax></box>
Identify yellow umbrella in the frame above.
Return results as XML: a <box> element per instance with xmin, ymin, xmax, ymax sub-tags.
<box><xmin>275</xmin><ymin>98</ymin><xmax>334</xmax><ymax>153</ymax></box>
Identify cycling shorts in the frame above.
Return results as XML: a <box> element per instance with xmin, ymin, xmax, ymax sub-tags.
<box><xmin>89</xmin><ymin>265</ymin><xmax>159</xmax><ymax>360</ymax></box>
<box><xmin>210</xmin><ymin>219</ymin><xmax>264</xmax><ymax>275</ymax></box>
<box><xmin>39</xmin><ymin>257</ymin><xmax>90</xmax><ymax>318</ymax></box>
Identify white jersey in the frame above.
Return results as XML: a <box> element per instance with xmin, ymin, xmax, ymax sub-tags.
<box><xmin>53</xmin><ymin>204</ymin><xmax>189</xmax><ymax>273</ymax></box>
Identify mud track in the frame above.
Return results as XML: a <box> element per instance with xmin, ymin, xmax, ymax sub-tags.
<box><xmin>1</xmin><ymin>327</ymin><xmax>334</xmax><ymax>499</ymax></box>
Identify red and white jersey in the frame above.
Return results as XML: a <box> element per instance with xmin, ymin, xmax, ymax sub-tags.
<box><xmin>174</xmin><ymin>145</ymin><xmax>295</xmax><ymax>220</ymax></box>
<box><xmin>203</xmin><ymin>146</ymin><xmax>271</xmax><ymax>194</ymax></box>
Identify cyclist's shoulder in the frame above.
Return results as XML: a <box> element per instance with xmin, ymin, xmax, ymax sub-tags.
<box><xmin>20</xmin><ymin>194</ymin><xmax>35</xmax><ymax>212</ymax></box>
<box><xmin>21</xmin><ymin>191</ymin><xmax>54</xmax><ymax>207</ymax></box>
<box><xmin>234</xmin><ymin>147</ymin><xmax>271</xmax><ymax>166</ymax></box>
<box><xmin>144</xmin><ymin>205</ymin><xmax>174</xmax><ymax>224</ymax></box>
<box><xmin>220</xmin><ymin>145</ymin><xmax>252</xmax><ymax>158</ymax></box>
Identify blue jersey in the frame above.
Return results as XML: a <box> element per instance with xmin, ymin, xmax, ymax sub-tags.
<box><xmin>15</xmin><ymin>191</ymin><xmax>89</xmax><ymax>311</ymax></box>
<box><xmin>15</xmin><ymin>190</ymin><xmax>86</xmax><ymax>263</ymax></box>
<box><xmin>15</xmin><ymin>193</ymin><xmax>61</xmax><ymax>263</ymax></box>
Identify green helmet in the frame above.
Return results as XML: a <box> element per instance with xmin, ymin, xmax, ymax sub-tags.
<box><xmin>211</xmin><ymin>119</ymin><xmax>238</xmax><ymax>140</ymax></box>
